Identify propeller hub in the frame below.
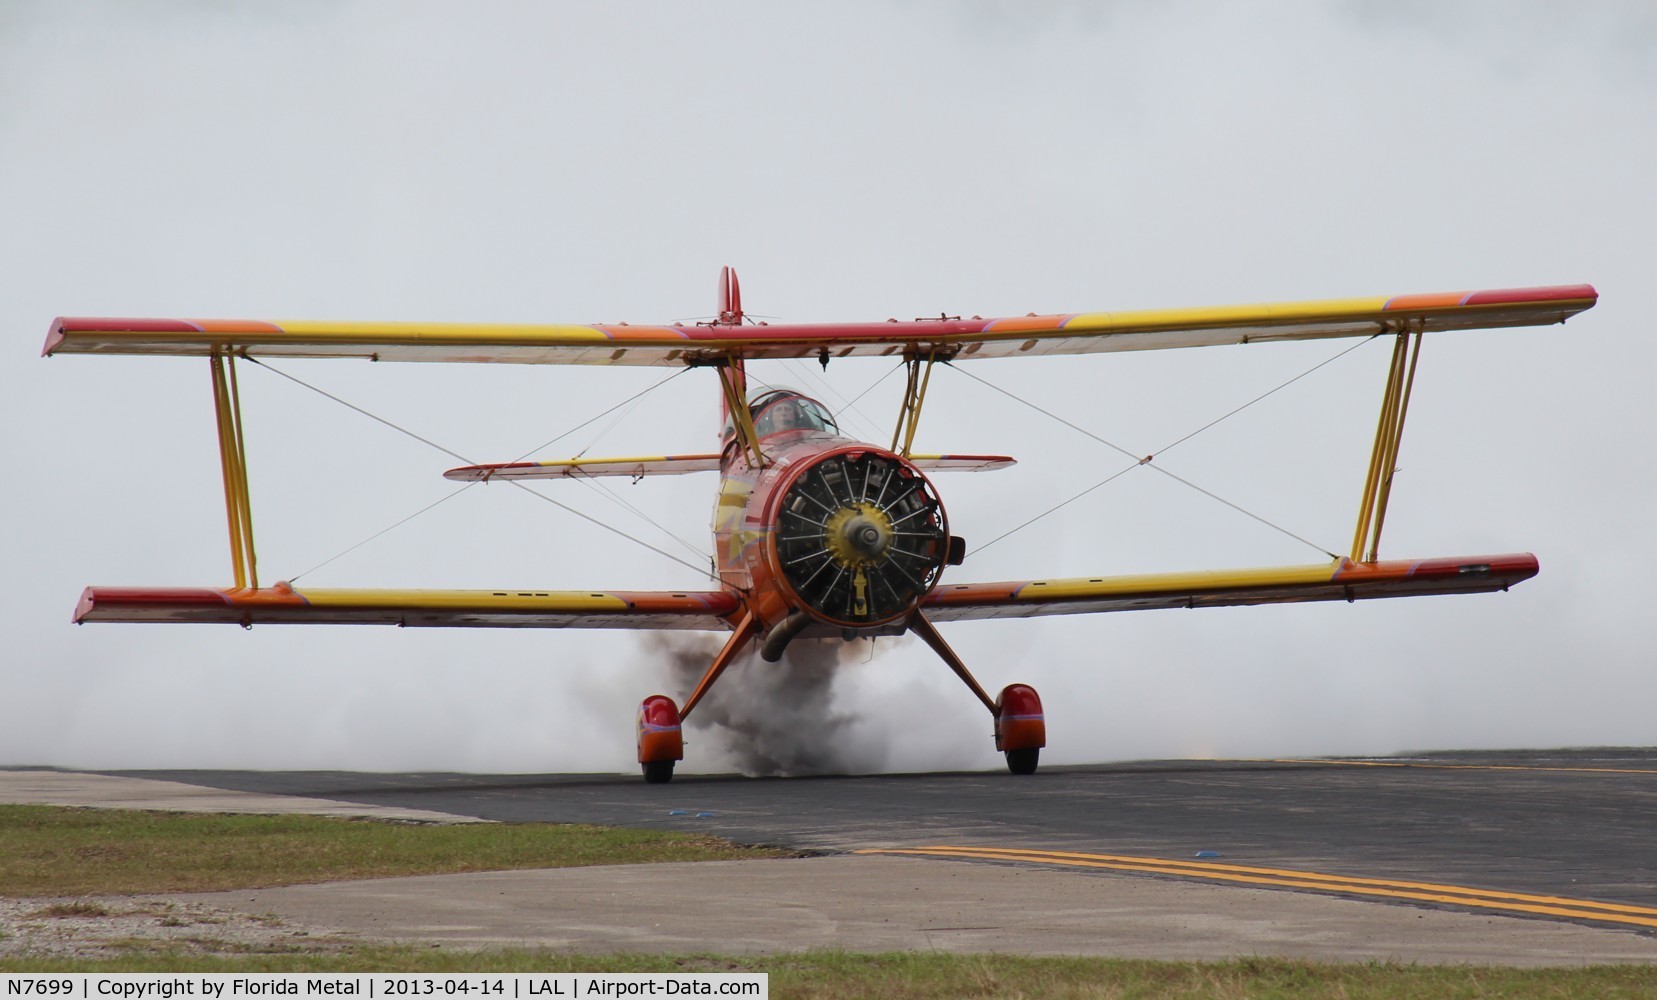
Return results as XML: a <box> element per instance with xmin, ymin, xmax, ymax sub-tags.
<box><xmin>842</xmin><ymin>514</ymin><xmax>891</xmax><ymax>559</ymax></box>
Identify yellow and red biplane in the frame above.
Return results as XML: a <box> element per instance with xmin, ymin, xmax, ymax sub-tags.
<box><xmin>45</xmin><ymin>269</ymin><xmax>1597</xmax><ymax>781</ymax></box>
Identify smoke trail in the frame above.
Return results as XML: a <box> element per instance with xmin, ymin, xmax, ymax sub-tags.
<box><xmin>644</xmin><ymin>633</ymin><xmax>891</xmax><ymax>776</ymax></box>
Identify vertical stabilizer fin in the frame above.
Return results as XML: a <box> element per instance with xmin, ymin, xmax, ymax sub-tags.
<box><xmin>718</xmin><ymin>265</ymin><xmax>744</xmax><ymax>325</ymax></box>
<box><xmin>715</xmin><ymin>267</ymin><xmax>748</xmax><ymax>437</ymax></box>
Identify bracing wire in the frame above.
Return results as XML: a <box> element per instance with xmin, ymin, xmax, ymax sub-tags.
<box><xmin>287</xmin><ymin>483</ymin><xmax>478</xmax><ymax>583</ymax></box>
<box><xmin>502</xmin><ymin>364</ymin><xmax>710</xmax><ymax>561</ymax></box>
<box><xmin>576</xmin><ymin>472</ymin><xmax>710</xmax><ymax>561</ymax></box>
<box><xmin>569</xmin><ymin>392</ymin><xmax>649</xmax><ymax>459</ymax></box>
<box><xmin>779</xmin><ymin>358</ymin><xmax>886</xmax><ymax>442</ymax></box>
<box><xmin>1138</xmin><ymin>462</ymin><xmax>1338</xmax><ymax>559</ymax></box>
<box><xmin>508</xmin><ymin>367</ymin><xmax>690</xmax><ymax>462</ymax></box>
<box><xmin>503</xmin><ymin>478</ymin><xmax>723</xmax><ymax>583</ymax></box>
<box><xmin>949</xmin><ymin>364</ymin><xmax>1145</xmax><ymax>466</ymax></box>
<box><xmin>975</xmin><ymin>463</ymin><xmax>1141</xmax><ymax>553</ymax></box>
<box><xmin>245</xmin><ymin>356</ymin><xmax>473</xmax><ymax>466</ymax></box>
<box><xmin>244</xmin><ymin>357</ymin><xmax>721</xmax><ymax>584</ymax></box>
<box><xmin>957</xmin><ymin>339</ymin><xmax>1377</xmax><ymax>558</ymax></box>
<box><xmin>835</xmin><ymin>360</ymin><xmax>907</xmax><ymax>422</ymax></box>
<box><xmin>1150</xmin><ymin>336</ymin><xmax>1376</xmax><ymax>457</ymax></box>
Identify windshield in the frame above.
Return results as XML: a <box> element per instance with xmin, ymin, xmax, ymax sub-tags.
<box><xmin>751</xmin><ymin>391</ymin><xmax>839</xmax><ymax>437</ymax></box>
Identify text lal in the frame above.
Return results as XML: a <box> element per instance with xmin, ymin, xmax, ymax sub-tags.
<box><xmin>529</xmin><ymin>983</ymin><xmax>722</xmax><ymax>996</ymax></box>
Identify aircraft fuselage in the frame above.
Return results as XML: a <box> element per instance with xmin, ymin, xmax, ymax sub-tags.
<box><xmin>712</xmin><ymin>389</ymin><xmax>951</xmax><ymax>640</ymax></box>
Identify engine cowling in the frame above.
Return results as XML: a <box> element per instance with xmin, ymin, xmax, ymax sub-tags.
<box><xmin>768</xmin><ymin>448</ymin><xmax>948</xmax><ymax>628</ymax></box>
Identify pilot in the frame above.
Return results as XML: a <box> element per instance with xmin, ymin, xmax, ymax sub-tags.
<box><xmin>757</xmin><ymin>399</ymin><xmax>808</xmax><ymax>436</ymax></box>
<box><xmin>770</xmin><ymin>401</ymin><xmax>808</xmax><ymax>431</ymax></box>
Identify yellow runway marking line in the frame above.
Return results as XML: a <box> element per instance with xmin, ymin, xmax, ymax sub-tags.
<box><xmin>857</xmin><ymin>846</ymin><xmax>1657</xmax><ymax>930</ymax></box>
<box><xmin>1263</xmin><ymin>758</ymin><xmax>1657</xmax><ymax>776</ymax></box>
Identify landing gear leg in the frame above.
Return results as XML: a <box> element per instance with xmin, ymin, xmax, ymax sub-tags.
<box><xmin>908</xmin><ymin>612</ymin><xmax>1046</xmax><ymax>775</ymax></box>
<box><xmin>635</xmin><ymin>612</ymin><xmax>758</xmax><ymax>784</ymax></box>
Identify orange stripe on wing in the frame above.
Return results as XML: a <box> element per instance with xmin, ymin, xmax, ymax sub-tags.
<box><xmin>983</xmin><ymin>315</ymin><xmax>1071</xmax><ymax>333</ymax></box>
<box><xmin>594</xmin><ymin>325</ymin><xmax>693</xmax><ymax>341</ymax></box>
<box><xmin>188</xmin><ymin>319</ymin><xmax>287</xmax><ymax>334</ymax></box>
<box><xmin>1382</xmin><ymin>292</ymin><xmax>1469</xmax><ymax>311</ymax></box>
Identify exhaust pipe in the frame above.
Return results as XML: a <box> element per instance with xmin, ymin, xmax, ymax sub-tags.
<box><xmin>760</xmin><ymin>611</ymin><xmax>813</xmax><ymax>662</ymax></box>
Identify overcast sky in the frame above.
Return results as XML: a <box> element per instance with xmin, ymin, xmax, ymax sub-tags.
<box><xmin>3</xmin><ymin>1</ymin><xmax>1652</xmax><ymax>775</ymax></box>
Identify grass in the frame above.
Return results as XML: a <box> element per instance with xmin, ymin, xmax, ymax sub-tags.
<box><xmin>1</xmin><ymin>950</ymin><xmax>1655</xmax><ymax>997</ymax></box>
<box><xmin>0</xmin><ymin>804</ymin><xmax>794</xmax><ymax>896</ymax></box>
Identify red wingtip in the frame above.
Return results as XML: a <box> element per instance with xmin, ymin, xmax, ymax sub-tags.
<box><xmin>43</xmin><ymin>317</ymin><xmax>68</xmax><ymax>357</ymax></box>
<box><xmin>1461</xmin><ymin>284</ymin><xmax>1598</xmax><ymax>307</ymax></box>
<box><xmin>72</xmin><ymin>586</ymin><xmax>96</xmax><ymax>623</ymax></box>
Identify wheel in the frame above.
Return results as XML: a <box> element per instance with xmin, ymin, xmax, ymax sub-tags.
<box><xmin>994</xmin><ymin>684</ymin><xmax>1045</xmax><ymax>774</ymax></box>
<box><xmin>636</xmin><ymin>694</ymin><xmax>683</xmax><ymax>781</ymax></box>
<box><xmin>1005</xmin><ymin>747</ymin><xmax>1039</xmax><ymax>775</ymax></box>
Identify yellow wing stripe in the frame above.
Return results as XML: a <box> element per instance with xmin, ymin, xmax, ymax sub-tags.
<box><xmin>1064</xmin><ymin>297</ymin><xmax>1387</xmax><ymax>334</ymax></box>
<box><xmin>296</xmin><ymin>589</ymin><xmax>631</xmax><ymax>612</ymax></box>
<box><xmin>1010</xmin><ymin>563</ymin><xmax>1336</xmax><ymax>600</ymax></box>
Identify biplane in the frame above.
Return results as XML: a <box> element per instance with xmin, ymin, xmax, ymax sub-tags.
<box><xmin>44</xmin><ymin>269</ymin><xmax>1597</xmax><ymax>781</ymax></box>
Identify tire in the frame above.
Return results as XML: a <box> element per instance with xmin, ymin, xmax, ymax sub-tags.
<box><xmin>642</xmin><ymin>760</ymin><xmax>675</xmax><ymax>784</ymax></box>
<box><xmin>1005</xmin><ymin>747</ymin><xmax>1039</xmax><ymax>775</ymax></box>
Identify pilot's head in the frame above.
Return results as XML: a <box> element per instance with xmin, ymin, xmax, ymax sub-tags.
<box><xmin>772</xmin><ymin>402</ymin><xmax>805</xmax><ymax>430</ymax></box>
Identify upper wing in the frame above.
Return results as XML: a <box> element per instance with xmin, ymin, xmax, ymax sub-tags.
<box><xmin>73</xmin><ymin>584</ymin><xmax>741</xmax><ymax>630</ymax></box>
<box><xmin>923</xmin><ymin>553</ymin><xmax>1538</xmax><ymax>622</ymax></box>
<box><xmin>43</xmin><ymin>284</ymin><xmax>1595</xmax><ymax>367</ymax></box>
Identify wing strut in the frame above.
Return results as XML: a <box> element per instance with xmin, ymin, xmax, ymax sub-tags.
<box><xmin>1351</xmin><ymin>328</ymin><xmax>1424</xmax><ymax>563</ymax></box>
<box><xmin>210</xmin><ymin>351</ymin><xmax>259</xmax><ymax>589</ymax></box>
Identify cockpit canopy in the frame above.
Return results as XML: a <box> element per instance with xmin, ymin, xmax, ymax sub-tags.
<box><xmin>730</xmin><ymin>389</ymin><xmax>840</xmax><ymax>439</ymax></box>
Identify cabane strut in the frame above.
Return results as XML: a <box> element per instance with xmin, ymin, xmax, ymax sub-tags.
<box><xmin>891</xmin><ymin>351</ymin><xmax>945</xmax><ymax>457</ymax></box>
<box><xmin>711</xmin><ymin>355</ymin><xmax>766</xmax><ymax>469</ymax></box>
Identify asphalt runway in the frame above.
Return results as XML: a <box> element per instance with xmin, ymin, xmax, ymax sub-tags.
<box><xmin>110</xmin><ymin>747</ymin><xmax>1657</xmax><ymax>929</ymax></box>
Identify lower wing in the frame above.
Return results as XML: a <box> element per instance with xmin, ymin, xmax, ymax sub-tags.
<box><xmin>922</xmin><ymin>554</ymin><xmax>1538</xmax><ymax>621</ymax></box>
<box><xmin>72</xmin><ymin>554</ymin><xmax>1535</xmax><ymax>629</ymax></box>
<box><xmin>73</xmin><ymin>585</ymin><xmax>741</xmax><ymax>630</ymax></box>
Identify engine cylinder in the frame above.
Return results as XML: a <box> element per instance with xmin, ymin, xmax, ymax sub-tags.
<box><xmin>770</xmin><ymin>450</ymin><xmax>948</xmax><ymax>627</ymax></box>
